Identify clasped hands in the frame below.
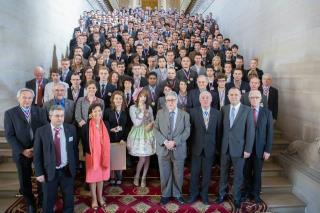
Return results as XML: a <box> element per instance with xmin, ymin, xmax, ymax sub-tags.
<box><xmin>164</xmin><ymin>140</ymin><xmax>176</xmax><ymax>151</ymax></box>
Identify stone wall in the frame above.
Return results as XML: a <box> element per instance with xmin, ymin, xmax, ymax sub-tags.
<box><xmin>0</xmin><ymin>0</ymin><xmax>102</xmax><ymax>129</ymax></box>
<box><xmin>197</xmin><ymin>0</ymin><xmax>320</xmax><ymax>142</ymax></box>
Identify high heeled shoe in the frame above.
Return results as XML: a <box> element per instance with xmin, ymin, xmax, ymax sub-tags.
<box><xmin>141</xmin><ymin>177</ymin><xmax>146</xmax><ymax>187</ymax></box>
<box><xmin>133</xmin><ymin>176</ymin><xmax>139</xmax><ymax>186</ymax></box>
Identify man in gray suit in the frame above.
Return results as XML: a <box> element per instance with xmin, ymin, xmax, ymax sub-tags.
<box><xmin>215</xmin><ymin>87</ymin><xmax>255</xmax><ymax>210</ymax></box>
<box><xmin>154</xmin><ymin>91</ymin><xmax>191</xmax><ymax>205</ymax></box>
<box><xmin>43</xmin><ymin>83</ymin><xmax>75</xmax><ymax>124</ymax></box>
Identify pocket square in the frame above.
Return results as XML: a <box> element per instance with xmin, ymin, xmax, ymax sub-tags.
<box><xmin>68</xmin><ymin>137</ymin><xmax>73</xmax><ymax>142</ymax></box>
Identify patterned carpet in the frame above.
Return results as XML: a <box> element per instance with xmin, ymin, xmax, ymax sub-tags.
<box><xmin>5</xmin><ymin>166</ymin><xmax>268</xmax><ymax>213</ymax></box>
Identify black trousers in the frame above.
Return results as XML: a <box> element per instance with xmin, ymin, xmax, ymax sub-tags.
<box><xmin>189</xmin><ymin>151</ymin><xmax>214</xmax><ymax>199</ymax></box>
<box><xmin>15</xmin><ymin>155</ymin><xmax>36</xmax><ymax>206</ymax></box>
<box><xmin>218</xmin><ymin>154</ymin><xmax>245</xmax><ymax>202</ymax></box>
<box><xmin>243</xmin><ymin>155</ymin><xmax>264</xmax><ymax>198</ymax></box>
<box><xmin>42</xmin><ymin>167</ymin><xmax>74</xmax><ymax>213</ymax></box>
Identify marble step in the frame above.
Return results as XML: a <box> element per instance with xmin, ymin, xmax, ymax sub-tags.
<box><xmin>261</xmin><ymin>192</ymin><xmax>306</xmax><ymax>213</ymax></box>
<box><xmin>0</xmin><ymin>162</ymin><xmax>17</xmax><ymax>179</ymax></box>
<box><xmin>262</xmin><ymin>160</ymin><xmax>283</xmax><ymax>177</ymax></box>
<box><xmin>262</xmin><ymin>176</ymin><xmax>292</xmax><ymax>193</ymax></box>
<box><xmin>0</xmin><ymin>178</ymin><xmax>20</xmax><ymax>197</ymax></box>
<box><xmin>0</xmin><ymin>137</ymin><xmax>10</xmax><ymax>149</ymax></box>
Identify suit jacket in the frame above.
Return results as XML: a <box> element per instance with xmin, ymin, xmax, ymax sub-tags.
<box><xmin>260</xmin><ymin>86</ymin><xmax>278</xmax><ymax>120</ymax></box>
<box><xmin>225</xmin><ymin>81</ymin><xmax>250</xmax><ymax>95</ymax></box>
<box><xmin>34</xmin><ymin>123</ymin><xmax>77</xmax><ymax>181</ymax></box>
<box><xmin>177</xmin><ymin>69</ymin><xmax>198</xmax><ymax>91</ymax></box>
<box><xmin>240</xmin><ymin>91</ymin><xmax>268</xmax><ymax>109</ymax></box>
<box><xmin>110</xmin><ymin>53</ymin><xmax>129</xmax><ymax>66</ymax></box>
<box><xmin>159</xmin><ymin>79</ymin><xmax>180</xmax><ymax>93</ymax></box>
<box><xmin>67</xmin><ymin>86</ymin><xmax>85</xmax><ymax>103</ymax></box>
<box><xmin>221</xmin><ymin>104</ymin><xmax>255</xmax><ymax>157</ymax></box>
<box><xmin>190</xmin><ymin>65</ymin><xmax>206</xmax><ymax>76</ymax></box>
<box><xmin>153</xmin><ymin>108</ymin><xmax>190</xmax><ymax>160</ymax></box>
<box><xmin>25</xmin><ymin>78</ymin><xmax>49</xmax><ymax>105</ymax></box>
<box><xmin>187</xmin><ymin>89</ymin><xmax>219</xmax><ymax>110</ymax></box>
<box><xmin>189</xmin><ymin>107</ymin><xmax>222</xmax><ymax>157</ymax></box>
<box><xmin>60</xmin><ymin>69</ymin><xmax>72</xmax><ymax>86</ymax></box>
<box><xmin>43</xmin><ymin>99</ymin><xmax>75</xmax><ymax>124</ymax></box>
<box><xmin>133</xmin><ymin>77</ymin><xmax>148</xmax><ymax>88</ymax></box>
<box><xmin>253</xmin><ymin>107</ymin><xmax>273</xmax><ymax>158</ymax></box>
<box><xmin>96</xmin><ymin>83</ymin><xmax>116</xmax><ymax>108</ymax></box>
<box><xmin>4</xmin><ymin>106</ymin><xmax>48</xmax><ymax>161</ymax></box>
<box><xmin>104</xmin><ymin>108</ymin><xmax>127</xmax><ymax>142</ymax></box>
<box><xmin>143</xmin><ymin>85</ymin><xmax>161</xmax><ymax>115</ymax></box>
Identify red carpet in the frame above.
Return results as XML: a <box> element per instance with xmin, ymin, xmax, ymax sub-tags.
<box><xmin>5</xmin><ymin>167</ymin><xmax>268</xmax><ymax>212</ymax></box>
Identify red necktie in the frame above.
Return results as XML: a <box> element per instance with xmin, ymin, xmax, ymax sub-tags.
<box><xmin>253</xmin><ymin>108</ymin><xmax>257</xmax><ymax>127</ymax></box>
<box><xmin>37</xmin><ymin>80</ymin><xmax>43</xmax><ymax>107</ymax></box>
<box><xmin>54</xmin><ymin>128</ymin><xmax>61</xmax><ymax>167</ymax></box>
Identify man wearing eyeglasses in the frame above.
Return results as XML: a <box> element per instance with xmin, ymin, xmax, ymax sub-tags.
<box><xmin>153</xmin><ymin>91</ymin><xmax>190</xmax><ymax>205</ymax></box>
<box><xmin>242</xmin><ymin>90</ymin><xmax>273</xmax><ymax>203</ymax></box>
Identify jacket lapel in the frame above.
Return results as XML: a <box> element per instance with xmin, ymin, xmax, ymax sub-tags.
<box><xmin>16</xmin><ymin>107</ymin><xmax>29</xmax><ymax>124</ymax></box>
<box><xmin>173</xmin><ymin>109</ymin><xmax>182</xmax><ymax>134</ymax></box>
<box><xmin>198</xmin><ymin>108</ymin><xmax>206</xmax><ymax>130</ymax></box>
<box><xmin>208</xmin><ymin>108</ymin><xmax>216</xmax><ymax>130</ymax></box>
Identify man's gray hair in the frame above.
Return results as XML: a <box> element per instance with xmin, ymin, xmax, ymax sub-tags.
<box><xmin>53</xmin><ymin>82</ymin><xmax>67</xmax><ymax>91</ymax></box>
<box><xmin>16</xmin><ymin>88</ymin><xmax>35</xmax><ymax>99</ymax></box>
<box><xmin>199</xmin><ymin>90</ymin><xmax>212</xmax><ymax>101</ymax></box>
<box><xmin>262</xmin><ymin>73</ymin><xmax>272</xmax><ymax>79</ymax></box>
<box><xmin>49</xmin><ymin>105</ymin><xmax>65</xmax><ymax>116</ymax></box>
<box><xmin>197</xmin><ymin>75</ymin><xmax>208</xmax><ymax>83</ymax></box>
<box><xmin>248</xmin><ymin>90</ymin><xmax>262</xmax><ymax>98</ymax></box>
<box><xmin>165</xmin><ymin>91</ymin><xmax>178</xmax><ymax>100</ymax></box>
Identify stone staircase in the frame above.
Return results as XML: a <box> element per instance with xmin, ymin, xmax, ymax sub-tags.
<box><xmin>0</xmin><ymin>130</ymin><xmax>306</xmax><ymax>212</ymax></box>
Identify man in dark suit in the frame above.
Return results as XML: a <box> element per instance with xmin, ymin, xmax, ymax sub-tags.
<box><xmin>177</xmin><ymin>56</ymin><xmax>198</xmax><ymax>91</ymax></box>
<box><xmin>96</xmin><ymin>67</ymin><xmax>116</xmax><ymax>108</ymax></box>
<box><xmin>225</xmin><ymin>68</ymin><xmax>250</xmax><ymax>95</ymax></box>
<box><xmin>34</xmin><ymin>105</ymin><xmax>78</xmax><ymax>213</ymax></box>
<box><xmin>241</xmin><ymin>76</ymin><xmax>268</xmax><ymax>108</ymax></box>
<box><xmin>132</xmin><ymin>63</ymin><xmax>148</xmax><ymax>89</ymax></box>
<box><xmin>215</xmin><ymin>87</ymin><xmax>255</xmax><ymax>209</ymax></box>
<box><xmin>261</xmin><ymin>73</ymin><xmax>278</xmax><ymax>121</ymax></box>
<box><xmin>59</xmin><ymin>58</ymin><xmax>72</xmax><ymax>87</ymax></box>
<box><xmin>243</xmin><ymin>90</ymin><xmax>273</xmax><ymax>203</ymax></box>
<box><xmin>159</xmin><ymin>68</ymin><xmax>180</xmax><ymax>93</ymax></box>
<box><xmin>4</xmin><ymin>88</ymin><xmax>48</xmax><ymax>213</ymax></box>
<box><xmin>188</xmin><ymin>91</ymin><xmax>221</xmax><ymax>205</ymax></box>
<box><xmin>67</xmin><ymin>73</ymin><xmax>84</xmax><ymax>102</ymax></box>
<box><xmin>25</xmin><ymin>66</ymin><xmax>49</xmax><ymax>107</ymax></box>
<box><xmin>187</xmin><ymin>75</ymin><xmax>219</xmax><ymax>110</ymax></box>
<box><xmin>43</xmin><ymin>83</ymin><xmax>75</xmax><ymax>124</ymax></box>
<box><xmin>143</xmin><ymin>72</ymin><xmax>161</xmax><ymax>116</ymax></box>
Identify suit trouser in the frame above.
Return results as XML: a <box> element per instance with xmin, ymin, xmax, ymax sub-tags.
<box><xmin>158</xmin><ymin>152</ymin><xmax>185</xmax><ymax>197</ymax></box>
<box><xmin>189</xmin><ymin>151</ymin><xmax>214</xmax><ymax>198</ymax></box>
<box><xmin>243</xmin><ymin>155</ymin><xmax>263</xmax><ymax>197</ymax></box>
<box><xmin>15</xmin><ymin>155</ymin><xmax>36</xmax><ymax>206</ymax></box>
<box><xmin>218</xmin><ymin>154</ymin><xmax>245</xmax><ymax>202</ymax></box>
<box><xmin>42</xmin><ymin>168</ymin><xmax>74</xmax><ymax>213</ymax></box>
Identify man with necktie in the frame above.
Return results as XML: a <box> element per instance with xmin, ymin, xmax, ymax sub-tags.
<box><xmin>243</xmin><ymin>90</ymin><xmax>273</xmax><ymax>203</ymax></box>
<box><xmin>188</xmin><ymin>91</ymin><xmax>222</xmax><ymax>205</ymax></box>
<box><xmin>215</xmin><ymin>87</ymin><xmax>255</xmax><ymax>210</ymax></box>
<box><xmin>34</xmin><ymin>105</ymin><xmax>77</xmax><ymax>213</ymax></box>
<box><xmin>154</xmin><ymin>91</ymin><xmax>190</xmax><ymax>205</ymax></box>
<box><xmin>4</xmin><ymin>88</ymin><xmax>48</xmax><ymax>213</ymax></box>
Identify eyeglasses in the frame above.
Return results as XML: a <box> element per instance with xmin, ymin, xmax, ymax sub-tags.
<box><xmin>166</xmin><ymin>99</ymin><xmax>176</xmax><ymax>102</ymax></box>
<box><xmin>249</xmin><ymin>96</ymin><xmax>261</xmax><ymax>99</ymax></box>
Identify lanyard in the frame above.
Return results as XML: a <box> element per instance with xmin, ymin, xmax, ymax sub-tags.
<box><xmin>115</xmin><ymin>111</ymin><xmax>121</xmax><ymax>125</ymax></box>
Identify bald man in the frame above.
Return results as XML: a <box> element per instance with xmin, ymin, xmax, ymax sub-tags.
<box><xmin>25</xmin><ymin>66</ymin><xmax>49</xmax><ymax>107</ymax></box>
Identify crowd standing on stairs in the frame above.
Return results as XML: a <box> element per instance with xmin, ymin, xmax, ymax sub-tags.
<box><xmin>4</xmin><ymin>7</ymin><xmax>278</xmax><ymax>213</ymax></box>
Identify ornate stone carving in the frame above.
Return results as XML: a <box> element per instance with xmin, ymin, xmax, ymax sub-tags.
<box><xmin>285</xmin><ymin>137</ymin><xmax>320</xmax><ymax>172</ymax></box>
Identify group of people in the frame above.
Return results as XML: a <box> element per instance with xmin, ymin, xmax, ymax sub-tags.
<box><xmin>4</xmin><ymin>7</ymin><xmax>278</xmax><ymax>213</ymax></box>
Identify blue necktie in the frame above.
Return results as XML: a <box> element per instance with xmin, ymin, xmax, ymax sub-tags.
<box><xmin>230</xmin><ymin>106</ymin><xmax>236</xmax><ymax>127</ymax></box>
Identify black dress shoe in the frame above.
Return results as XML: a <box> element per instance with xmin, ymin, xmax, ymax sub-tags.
<box><xmin>254</xmin><ymin>196</ymin><xmax>262</xmax><ymax>204</ymax></box>
<box><xmin>160</xmin><ymin>197</ymin><xmax>170</xmax><ymax>205</ymax></box>
<box><xmin>175</xmin><ymin>196</ymin><xmax>185</xmax><ymax>204</ymax></box>
<box><xmin>215</xmin><ymin>196</ymin><xmax>224</xmax><ymax>204</ymax></box>
<box><xmin>201</xmin><ymin>196</ymin><xmax>209</xmax><ymax>205</ymax></box>
<box><xmin>27</xmin><ymin>205</ymin><xmax>36</xmax><ymax>213</ymax></box>
<box><xmin>187</xmin><ymin>195</ymin><xmax>198</xmax><ymax>204</ymax></box>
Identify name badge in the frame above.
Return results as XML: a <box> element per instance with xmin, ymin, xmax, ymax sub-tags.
<box><xmin>242</xmin><ymin>90</ymin><xmax>246</xmax><ymax>94</ymax></box>
<box><xmin>69</xmin><ymin>137</ymin><xmax>73</xmax><ymax>142</ymax></box>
